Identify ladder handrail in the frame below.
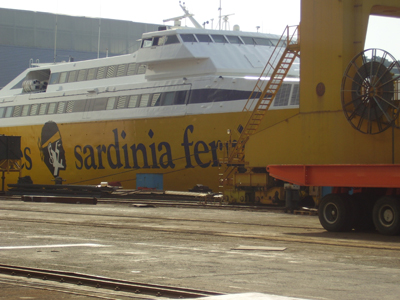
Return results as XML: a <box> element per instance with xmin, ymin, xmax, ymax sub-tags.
<box><xmin>226</xmin><ymin>25</ymin><xmax>300</xmax><ymax>165</ymax></box>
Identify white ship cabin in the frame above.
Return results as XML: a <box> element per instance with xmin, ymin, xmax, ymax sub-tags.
<box><xmin>0</xmin><ymin>27</ymin><xmax>300</xmax><ymax>125</ymax></box>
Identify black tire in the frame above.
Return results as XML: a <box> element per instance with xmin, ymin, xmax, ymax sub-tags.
<box><xmin>350</xmin><ymin>193</ymin><xmax>376</xmax><ymax>232</ymax></box>
<box><xmin>318</xmin><ymin>194</ymin><xmax>352</xmax><ymax>232</ymax></box>
<box><xmin>373</xmin><ymin>196</ymin><xmax>400</xmax><ymax>235</ymax></box>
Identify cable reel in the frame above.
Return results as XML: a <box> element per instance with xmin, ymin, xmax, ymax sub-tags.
<box><xmin>341</xmin><ymin>49</ymin><xmax>400</xmax><ymax>134</ymax></box>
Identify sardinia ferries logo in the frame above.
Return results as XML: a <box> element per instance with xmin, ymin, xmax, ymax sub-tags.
<box><xmin>38</xmin><ymin>121</ymin><xmax>66</xmax><ymax>177</ymax></box>
<box><xmin>31</xmin><ymin>123</ymin><xmax>239</xmax><ymax>179</ymax></box>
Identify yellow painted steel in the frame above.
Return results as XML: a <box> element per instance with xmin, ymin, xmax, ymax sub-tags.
<box><xmin>0</xmin><ymin>108</ymin><xmax>297</xmax><ymax>192</ymax></box>
<box><xmin>246</xmin><ymin>0</ymin><xmax>400</xmax><ymax>167</ymax></box>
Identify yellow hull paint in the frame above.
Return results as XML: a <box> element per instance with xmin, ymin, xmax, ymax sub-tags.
<box><xmin>2</xmin><ymin>108</ymin><xmax>298</xmax><ymax>191</ymax></box>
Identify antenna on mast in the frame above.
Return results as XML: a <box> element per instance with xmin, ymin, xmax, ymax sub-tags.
<box><xmin>222</xmin><ymin>14</ymin><xmax>234</xmax><ymax>30</ymax></box>
<box><xmin>163</xmin><ymin>2</ymin><xmax>202</xmax><ymax>29</ymax></box>
<box><xmin>218</xmin><ymin>0</ymin><xmax>222</xmax><ymax>30</ymax></box>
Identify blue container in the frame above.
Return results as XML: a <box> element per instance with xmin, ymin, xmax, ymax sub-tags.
<box><xmin>136</xmin><ymin>174</ymin><xmax>163</xmax><ymax>190</ymax></box>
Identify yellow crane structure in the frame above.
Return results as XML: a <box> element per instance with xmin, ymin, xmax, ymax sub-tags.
<box><xmin>218</xmin><ymin>26</ymin><xmax>300</xmax><ymax>203</ymax></box>
<box><xmin>221</xmin><ymin>0</ymin><xmax>400</xmax><ymax>235</ymax></box>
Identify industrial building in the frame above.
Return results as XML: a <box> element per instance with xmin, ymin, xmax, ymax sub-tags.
<box><xmin>0</xmin><ymin>8</ymin><xmax>160</xmax><ymax>88</ymax></box>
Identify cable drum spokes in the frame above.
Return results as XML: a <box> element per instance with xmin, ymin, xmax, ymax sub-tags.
<box><xmin>341</xmin><ymin>49</ymin><xmax>400</xmax><ymax>134</ymax></box>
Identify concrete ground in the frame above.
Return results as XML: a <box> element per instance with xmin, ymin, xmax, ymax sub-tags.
<box><xmin>0</xmin><ymin>199</ymin><xmax>400</xmax><ymax>300</ymax></box>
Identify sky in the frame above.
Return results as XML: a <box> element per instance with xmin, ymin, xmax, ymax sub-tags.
<box><xmin>2</xmin><ymin>0</ymin><xmax>400</xmax><ymax>59</ymax></box>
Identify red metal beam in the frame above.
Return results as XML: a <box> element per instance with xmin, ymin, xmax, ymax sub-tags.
<box><xmin>267</xmin><ymin>164</ymin><xmax>400</xmax><ymax>188</ymax></box>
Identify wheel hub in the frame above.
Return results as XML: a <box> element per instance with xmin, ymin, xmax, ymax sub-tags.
<box><xmin>324</xmin><ymin>203</ymin><xmax>339</xmax><ymax>224</ymax></box>
<box><xmin>381</xmin><ymin>206</ymin><xmax>395</xmax><ymax>226</ymax></box>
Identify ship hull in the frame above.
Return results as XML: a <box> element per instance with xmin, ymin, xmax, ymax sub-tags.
<box><xmin>2</xmin><ymin>107</ymin><xmax>297</xmax><ymax>192</ymax></box>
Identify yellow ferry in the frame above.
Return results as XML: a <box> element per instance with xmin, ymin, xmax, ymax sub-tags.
<box><xmin>0</xmin><ymin>9</ymin><xmax>299</xmax><ymax>192</ymax></box>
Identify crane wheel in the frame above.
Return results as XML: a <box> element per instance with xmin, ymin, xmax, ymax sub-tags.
<box><xmin>373</xmin><ymin>196</ymin><xmax>400</xmax><ymax>236</ymax></box>
<box><xmin>318</xmin><ymin>194</ymin><xmax>352</xmax><ymax>232</ymax></box>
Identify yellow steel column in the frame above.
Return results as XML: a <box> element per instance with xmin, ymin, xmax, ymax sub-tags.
<box><xmin>245</xmin><ymin>0</ymin><xmax>400</xmax><ymax>167</ymax></box>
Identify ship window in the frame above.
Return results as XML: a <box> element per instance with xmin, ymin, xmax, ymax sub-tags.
<box><xmin>128</xmin><ymin>95</ymin><xmax>139</xmax><ymax>107</ymax></box>
<box><xmin>97</xmin><ymin>67</ymin><xmax>106</xmax><ymax>79</ymax></box>
<box><xmin>117</xmin><ymin>64</ymin><xmax>127</xmax><ymax>77</ymax></box>
<box><xmin>77</xmin><ymin>69</ymin><xmax>87</xmax><ymax>81</ymax></box>
<box><xmin>13</xmin><ymin>106</ymin><xmax>22</xmax><ymax>117</ymax></box>
<box><xmin>72</xmin><ymin>100</ymin><xmax>86</xmax><ymax>112</ymax></box>
<box><xmin>59</xmin><ymin>72</ymin><xmax>68</xmax><ymax>83</ymax></box>
<box><xmin>11</xmin><ymin>78</ymin><xmax>25</xmax><ymax>90</ymax></box>
<box><xmin>162</xmin><ymin>92</ymin><xmax>175</xmax><ymax>106</ymax></box>
<box><xmin>137</xmin><ymin>64</ymin><xmax>147</xmax><ymax>74</ymax></box>
<box><xmin>153</xmin><ymin>36</ymin><xmax>166</xmax><ymax>46</ymax></box>
<box><xmin>127</xmin><ymin>63</ymin><xmax>137</xmax><ymax>76</ymax></box>
<box><xmin>188</xmin><ymin>89</ymin><xmax>254</xmax><ymax>104</ymax></box>
<box><xmin>196</xmin><ymin>34</ymin><xmax>212</xmax><ymax>43</ymax></box>
<box><xmin>21</xmin><ymin>105</ymin><xmax>30</xmax><ymax>116</ymax></box>
<box><xmin>4</xmin><ymin>107</ymin><xmax>13</xmax><ymax>118</ymax></box>
<box><xmin>241</xmin><ymin>36</ymin><xmax>255</xmax><ymax>45</ymax></box>
<box><xmin>139</xmin><ymin>94</ymin><xmax>150</xmax><ymax>107</ymax></box>
<box><xmin>189</xmin><ymin>89</ymin><xmax>212</xmax><ymax>104</ymax></box>
<box><xmin>270</xmin><ymin>39</ymin><xmax>286</xmax><ymax>47</ymax></box>
<box><xmin>0</xmin><ymin>107</ymin><xmax>4</xmax><ymax>118</ymax></box>
<box><xmin>226</xmin><ymin>35</ymin><xmax>243</xmax><ymax>44</ymax></box>
<box><xmin>175</xmin><ymin>91</ymin><xmax>187</xmax><ymax>105</ymax></box>
<box><xmin>93</xmin><ymin>98</ymin><xmax>107</xmax><ymax>111</ymax></box>
<box><xmin>30</xmin><ymin>104</ymin><xmax>39</xmax><ymax>115</ymax></box>
<box><xmin>180</xmin><ymin>34</ymin><xmax>197</xmax><ymax>43</ymax></box>
<box><xmin>57</xmin><ymin>101</ymin><xmax>66</xmax><ymax>114</ymax></box>
<box><xmin>66</xmin><ymin>101</ymin><xmax>74</xmax><ymax>113</ymax></box>
<box><xmin>211</xmin><ymin>35</ymin><xmax>228</xmax><ymax>43</ymax></box>
<box><xmin>68</xmin><ymin>70</ymin><xmax>77</xmax><ymax>83</ymax></box>
<box><xmin>49</xmin><ymin>73</ymin><xmax>60</xmax><ymax>84</ymax></box>
<box><xmin>48</xmin><ymin>103</ymin><xmax>57</xmax><ymax>114</ymax></box>
<box><xmin>106</xmin><ymin>66</ymin><xmax>116</xmax><ymax>78</ymax></box>
<box><xmin>290</xmin><ymin>84</ymin><xmax>300</xmax><ymax>105</ymax></box>
<box><xmin>151</xmin><ymin>93</ymin><xmax>161</xmax><ymax>106</ymax></box>
<box><xmin>274</xmin><ymin>84</ymin><xmax>291</xmax><ymax>106</ymax></box>
<box><xmin>87</xmin><ymin>68</ymin><xmax>97</xmax><ymax>80</ymax></box>
<box><xmin>106</xmin><ymin>97</ymin><xmax>116</xmax><ymax>110</ymax></box>
<box><xmin>117</xmin><ymin>96</ymin><xmax>127</xmax><ymax>109</ymax></box>
<box><xmin>142</xmin><ymin>38</ymin><xmax>153</xmax><ymax>48</ymax></box>
<box><xmin>39</xmin><ymin>103</ymin><xmax>47</xmax><ymax>115</ymax></box>
<box><xmin>254</xmin><ymin>38</ymin><xmax>272</xmax><ymax>46</ymax></box>
<box><xmin>165</xmin><ymin>35</ymin><xmax>180</xmax><ymax>45</ymax></box>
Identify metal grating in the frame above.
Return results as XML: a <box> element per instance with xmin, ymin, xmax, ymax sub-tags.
<box><xmin>30</xmin><ymin>104</ymin><xmax>38</xmax><ymax>115</ymax></box>
<box><xmin>66</xmin><ymin>101</ymin><xmax>74</xmax><ymax>113</ymax></box>
<box><xmin>96</xmin><ymin>67</ymin><xmax>106</xmax><ymax>79</ymax></box>
<box><xmin>117</xmin><ymin>96</ymin><xmax>127</xmax><ymax>109</ymax></box>
<box><xmin>290</xmin><ymin>84</ymin><xmax>300</xmax><ymax>105</ymax></box>
<box><xmin>117</xmin><ymin>64</ymin><xmax>127</xmax><ymax>77</ymax></box>
<box><xmin>57</xmin><ymin>102</ymin><xmax>66</xmax><ymax>114</ymax></box>
<box><xmin>106</xmin><ymin>65</ymin><xmax>116</xmax><ymax>78</ymax></box>
<box><xmin>47</xmin><ymin>103</ymin><xmax>57</xmax><ymax>114</ymax></box>
<box><xmin>12</xmin><ymin>106</ymin><xmax>21</xmax><ymax>117</ymax></box>
<box><xmin>127</xmin><ymin>63</ymin><xmax>136</xmax><ymax>75</ymax></box>
<box><xmin>87</xmin><ymin>68</ymin><xmax>96</xmax><ymax>80</ymax></box>
<box><xmin>77</xmin><ymin>69</ymin><xmax>87</xmax><ymax>82</ymax></box>
<box><xmin>273</xmin><ymin>84</ymin><xmax>291</xmax><ymax>106</ymax></box>
<box><xmin>38</xmin><ymin>103</ymin><xmax>47</xmax><ymax>115</ymax></box>
<box><xmin>21</xmin><ymin>105</ymin><xmax>30</xmax><ymax>116</ymax></box>
<box><xmin>128</xmin><ymin>95</ymin><xmax>138</xmax><ymax>107</ymax></box>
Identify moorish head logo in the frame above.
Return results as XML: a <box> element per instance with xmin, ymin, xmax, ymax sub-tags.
<box><xmin>38</xmin><ymin>121</ymin><xmax>66</xmax><ymax>177</ymax></box>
